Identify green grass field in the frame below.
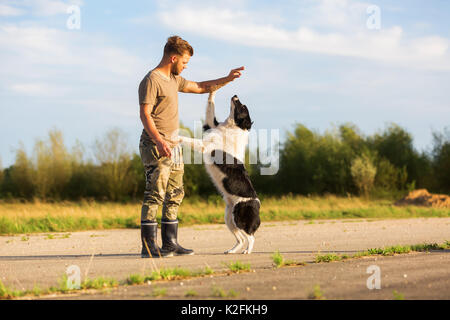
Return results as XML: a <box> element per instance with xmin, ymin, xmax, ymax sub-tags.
<box><xmin>0</xmin><ymin>194</ymin><xmax>448</xmax><ymax>235</ymax></box>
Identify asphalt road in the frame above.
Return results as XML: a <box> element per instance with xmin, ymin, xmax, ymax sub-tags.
<box><xmin>0</xmin><ymin>217</ymin><xmax>449</xmax><ymax>299</ymax></box>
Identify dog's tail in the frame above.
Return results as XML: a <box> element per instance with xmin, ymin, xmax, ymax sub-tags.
<box><xmin>233</xmin><ymin>199</ymin><xmax>261</xmax><ymax>235</ymax></box>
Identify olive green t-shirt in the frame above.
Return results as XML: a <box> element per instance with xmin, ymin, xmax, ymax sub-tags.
<box><xmin>138</xmin><ymin>69</ymin><xmax>187</xmax><ymax>148</ymax></box>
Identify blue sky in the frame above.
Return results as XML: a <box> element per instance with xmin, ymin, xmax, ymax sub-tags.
<box><xmin>0</xmin><ymin>0</ymin><xmax>449</xmax><ymax>167</ymax></box>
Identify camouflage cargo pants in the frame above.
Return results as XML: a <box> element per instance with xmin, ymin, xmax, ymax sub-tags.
<box><xmin>139</xmin><ymin>132</ymin><xmax>184</xmax><ymax>222</ymax></box>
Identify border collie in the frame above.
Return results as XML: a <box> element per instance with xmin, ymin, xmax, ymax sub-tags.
<box><xmin>179</xmin><ymin>92</ymin><xmax>260</xmax><ymax>254</ymax></box>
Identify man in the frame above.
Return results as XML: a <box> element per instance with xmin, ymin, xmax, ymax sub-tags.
<box><xmin>138</xmin><ymin>35</ymin><xmax>244</xmax><ymax>258</ymax></box>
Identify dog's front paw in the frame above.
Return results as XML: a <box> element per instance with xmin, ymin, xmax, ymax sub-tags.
<box><xmin>208</xmin><ymin>91</ymin><xmax>216</xmax><ymax>101</ymax></box>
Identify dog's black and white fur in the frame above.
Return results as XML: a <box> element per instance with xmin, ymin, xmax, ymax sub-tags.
<box><xmin>179</xmin><ymin>92</ymin><xmax>260</xmax><ymax>254</ymax></box>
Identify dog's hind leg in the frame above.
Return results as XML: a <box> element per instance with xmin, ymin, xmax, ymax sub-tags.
<box><xmin>224</xmin><ymin>204</ymin><xmax>244</xmax><ymax>254</ymax></box>
<box><xmin>243</xmin><ymin>234</ymin><xmax>255</xmax><ymax>254</ymax></box>
<box><xmin>225</xmin><ymin>229</ymin><xmax>245</xmax><ymax>254</ymax></box>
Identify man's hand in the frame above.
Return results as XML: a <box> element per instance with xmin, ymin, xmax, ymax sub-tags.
<box><xmin>156</xmin><ymin>139</ymin><xmax>172</xmax><ymax>158</ymax></box>
<box><xmin>227</xmin><ymin>66</ymin><xmax>245</xmax><ymax>81</ymax></box>
<box><xmin>140</xmin><ymin>103</ymin><xmax>172</xmax><ymax>157</ymax></box>
<box><xmin>182</xmin><ymin>66</ymin><xmax>245</xmax><ymax>94</ymax></box>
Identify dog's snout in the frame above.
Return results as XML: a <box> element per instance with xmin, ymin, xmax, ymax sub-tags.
<box><xmin>232</xmin><ymin>95</ymin><xmax>239</xmax><ymax>101</ymax></box>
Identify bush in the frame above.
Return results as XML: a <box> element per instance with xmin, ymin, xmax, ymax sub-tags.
<box><xmin>351</xmin><ymin>154</ymin><xmax>377</xmax><ymax>197</ymax></box>
<box><xmin>431</xmin><ymin>128</ymin><xmax>450</xmax><ymax>193</ymax></box>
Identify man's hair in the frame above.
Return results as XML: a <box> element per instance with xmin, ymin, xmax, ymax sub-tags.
<box><xmin>164</xmin><ymin>35</ymin><xmax>194</xmax><ymax>57</ymax></box>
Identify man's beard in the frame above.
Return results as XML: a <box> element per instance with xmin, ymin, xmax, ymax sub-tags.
<box><xmin>171</xmin><ymin>65</ymin><xmax>180</xmax><ymax>75</ymax></box>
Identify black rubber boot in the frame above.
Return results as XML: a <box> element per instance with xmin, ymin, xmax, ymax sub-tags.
<box><xmin>161</xmin><ymin>219</ymin><xmax>194</xmax><ymax>256</ymax></box>
<box><xmin>141</xmin><ymin>221</ymin><xmax>173</xmax><ymax>258</ymax></box>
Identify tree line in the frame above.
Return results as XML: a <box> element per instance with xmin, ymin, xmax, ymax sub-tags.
<box><xmin>0</xmin><ymin>123</ymin><xmax>448</xmax><ymax>202</ymax></box>
<box><xmin>251</xmin><ymin>123</ymin><xmax>449</xmax><ymax>198</ymax></box>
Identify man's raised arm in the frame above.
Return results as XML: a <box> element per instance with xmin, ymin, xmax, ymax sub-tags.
<box><xmin>181</xmin><ymin>66</ymin><xmax>244</xmax><ymax>94</ymax></box>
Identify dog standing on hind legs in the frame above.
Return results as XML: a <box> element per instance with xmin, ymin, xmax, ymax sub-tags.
<box><xmin>179</xmin><ymin>91</ymin><xmax>261</xmax><ymax>254</ymax></box>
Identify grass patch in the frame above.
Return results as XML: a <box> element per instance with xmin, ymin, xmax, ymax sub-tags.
<box><xmin>272</xmin><ymin>250</ymin><xmax>305</xmax><ymax>268</ymax></box>
<box><xmin>81</xmin><ymin>277</ymin><xmax>118</xmax><ymax>290</ymax></box>
<box><xmin>205</xmin><ymin>266</ymin><xmax>214</xmax><ymax>275</ymax></box>
<box><xmin>366</xmin><ymin>245</ymin><xmax>411</xmax><ymax>256</ymax></box>
<box><xmin>2</xmin><ymin>266</ymin><xmax>196</xmax><ymax>299</ymax></box>
<box><xmin>185</xmin><ymin>289</ymin><xmax>198</xmax><ymax>297</ymax></box>
<box><xmin>0</xmin><ymin>280</ymin><xmax>25</xmax><ymax>299</ymax></box>
<box><xmin>151</xmin><ymin>287</ymin><xmax>167</xmax><ymax>297</ymax></box>
<box><xmin>315</xmin><ymin>241</ymin><xmax>450</xmax><ymax>263</ymax></box>
<box><xmin>1</xmin><ymin>195</ymin><xmax>449</xmax><ymax>235</ymax></box>
<box><xmin>315</xmin><ymin>253</ymin><xmax>349</xmax><ymax>263</ymax></box>
<box><xmin>89</xmin><ymin>234</ymin><xmax>106</xmax><ymax>238</ymax></box>
<box><xmin>211</xmin><ymin>286</ymin><xmax>240</xmax><ymax>298</ymax></box>
<box><xmin>410</xmin><ymin>242</ymin><xmax>449</xmax><ymax>251</ymax></box>
<box><xmin>393</xmin><ymin>290</ymin><xmax>405</xmax><ymax>300</ymax></box>
<box><xmin>308</xmin><ymin>285</ymin><xmax>325</xmax><ymax>300</ymax></box>
<box><xmin>1</xmin><ymin>274</ymin><xmax>120</xmax><ymax>299</ymax></box>
<box><xmin>126</xmin><ymin>266</ymin><xmax>214</xmax><ymax>286</ymax></box>
<box><xmin>272</xmin><ymin>251</ymin><xmax>284</xmax><ymax>268</ymax></box>
<box><xmin>159</xmin><ymin>267</ymin><xmax>192</xmax><ymax>280</ymax></box>
<box><xmin>126</xmin><ymin>274</ymin><xmax>145</xmax><ymax>285</ymax></box>
<box><xmin>366</xmin><ymin>242</ymin><xmax>450</xmax><ymax>256</ymax></box>
<box><xmin>225</xmin><ymin>261</ymin><xmax>251</xmax><ymax>273</ymax></box>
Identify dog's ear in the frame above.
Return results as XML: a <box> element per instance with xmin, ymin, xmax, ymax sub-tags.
<box><xmin>235</xmin><ymin>108</ymin><xmax>253</xmax><ymax>130</ymax></box>
<box><xmin>236</xmin><ymin>116</ymin><xmax>253</xmax><ymax>130</ymax></box>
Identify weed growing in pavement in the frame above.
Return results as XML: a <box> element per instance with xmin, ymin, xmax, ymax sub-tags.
<box><xmin>315</xmin><ymin>253</ymin><xmax>348</xmax><ymax>263</ymax></box>
<box><xmin>185</xmin><ymin>289</ymin><xmax>198</xmax><ymax>297</ymax></box>
<box><xmin>81</xmin><ymin>277</ymin><xmax>118</xmax><ymax>290</ymax></box>
<box><xmin>315</xmin><ymin>241</ymin><xmax>450</xmax><ymax>263</ymax></box>
<box><xmin>272</xmin><ymin>250</ymin><xmax>305</xmax><ymax>268</ymax></box>
<box><xmin>225</xmin><ymin>261</ymin><xmax>251</xmax><ymax>273</ymax></box>
<box><xmin>272</xmin><ymin>251</ymin><xmax>284</xmax><ymax>268</ymax></box>
<box><xmin>211</xmin><ymin>286</ymin><xmax>239</xmax><ymax>298</ymax></box>
<box><xmin>126</xmin><ymin>266</ymin><xmax>214</xmax><ymax>286</ymax></box>
<box><xmin>393</xmin><ymin>290</ymin><xmax>404</xmax><ymax>300</ymax></box>
<box><xmin>308</xmin><ymin>285</ymin><xmax>325</xmax><ymax>300</ymax></box>
<box><xmin>151</xmin><ymin>287</ymin><xmax>167</xmax><ymax>297</ymax></box>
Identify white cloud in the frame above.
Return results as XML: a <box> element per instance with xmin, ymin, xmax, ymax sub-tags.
<box><xmin>0</xmin><ymin>0</ymin><xmax>83</xmax><ymax>17</ymax></box>
<box><xmin>156</xmin><ymin>1</ymin><xmax>450</xmax><ymax>71</ymax></box>
<box><xmin>297</xmin><ymin>0</ymin><xmax>370</xmax><ymax>31</ymax></box>
<box><xmin>0</xmin><ymin>22</ymin><xmax>144</xmax><ymax>103</ymax></box>
<box><xmin>0</xmin><ymin>4</ymin><xmax>25</xmax><ymax>16</ymax></box>
<box><xmin>9</xmin><ymin>82</ymin><xmax>69</xmax><ymax>96</ymax></box>
<box><xmin>0</xmin><ymin>25</ymin><xmax>70</xmax><ymax>64</ymax></box>
<box><xmin>0</xmin><ymin>19</ymin><xmax>143</xmax><ymax>169</ymax></box>
<box><xmin>29</xmin><ymin>0</ymin><xmax>69</xmax><ymax>16</ymax></box>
